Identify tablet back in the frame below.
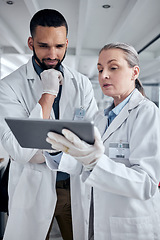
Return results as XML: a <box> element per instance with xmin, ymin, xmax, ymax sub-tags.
<box><xmin>5</xmin><ymin>118</ymin><xmax>94</xmax><ymax>150</ymax></box>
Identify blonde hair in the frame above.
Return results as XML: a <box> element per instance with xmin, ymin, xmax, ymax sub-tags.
<box><xmin>99</xmin><ymin>43</ymin><xmax>145</xmax><ymax>96</ymax></box>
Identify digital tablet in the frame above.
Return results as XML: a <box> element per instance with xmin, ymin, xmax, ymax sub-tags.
<box><xmin>5</xmin><ymin>118</ymin><xmax>95</xmax><ymax>150</ymax></box>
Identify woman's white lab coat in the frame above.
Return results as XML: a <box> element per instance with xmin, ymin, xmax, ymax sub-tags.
<box><xmin>59</xmin><ymin>89</ymin><xmax>160</xmax><ymax>240</ymax></box>
<box><xmin>82</xmin><ymin>89</ymin><xmax>160</xmax><ymax>240</ymax></box>
<box><xmin>0</xmin><ymin>58</ymin><xmax>98</xmax><ymax>240</ymax></box>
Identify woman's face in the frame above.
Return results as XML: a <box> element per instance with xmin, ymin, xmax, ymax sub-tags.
<box><xmin>97</xmin><ymin>48</ymin><xmax>139</xmax><ymax>106</ymax></box>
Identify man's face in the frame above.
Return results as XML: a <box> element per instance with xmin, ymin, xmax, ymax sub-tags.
<box><xmin>28</xmin><ymin>26</ymin><xmax>68</xmax><ymax>70</ymax></box>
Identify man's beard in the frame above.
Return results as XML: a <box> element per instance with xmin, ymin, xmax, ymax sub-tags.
<box><xmin>33</xmin><ymin>47</ymin><xmax>66</xmax><ymax>70</ymax></box>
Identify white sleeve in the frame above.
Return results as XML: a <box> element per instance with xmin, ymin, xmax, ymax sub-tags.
<box><xmin>0</xmin><ymin>82</ymin><xmax>43</xmax><ymax>163</ymax></box>
<box><xmin>85</xmin><ymin>103</ymin><xmax>160</xmax><ymax>200</ymax></box>
<box><xmin>44</xmin><ymin>150</ymin><xmax>83</xmax><ymax>175</ymax></box>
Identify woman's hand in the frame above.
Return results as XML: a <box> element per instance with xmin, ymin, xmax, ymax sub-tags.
<box><xmin>46</xmin><ymin>126</ymin><xmax>105</xmax><ymax>166</ymax></box>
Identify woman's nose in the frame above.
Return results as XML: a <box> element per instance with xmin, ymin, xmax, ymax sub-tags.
<box><xmin>102</xmin><ymin>69</ymin><xmax>109</xmax><ymax>79</ymax></box>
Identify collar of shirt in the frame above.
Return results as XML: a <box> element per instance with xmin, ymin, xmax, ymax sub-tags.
<box><xmin>104</xmin><ymin>89</ymin><xmax>135</xmax><ymax>125</ymax></box>
<box><xmin>32</xmin><ymin>56</ymin><xmax>64</xmax><ymax>77</ymax></box>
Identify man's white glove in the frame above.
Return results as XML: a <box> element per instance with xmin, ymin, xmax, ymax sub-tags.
<box><xmin>46</xmin><ymin>126</ymin><xmax>105</xmax><ymax>168</ymax></box>
<box><xmin>40</xmin><ymin>69</ymin><xmax>63</xmax><ymax>96</ymax></box>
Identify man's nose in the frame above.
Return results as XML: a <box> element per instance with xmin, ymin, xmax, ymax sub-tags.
<box><xmin>48</xmin><ymin>47</ymin><xmax>57</xmax><ymax>59</ymax></box>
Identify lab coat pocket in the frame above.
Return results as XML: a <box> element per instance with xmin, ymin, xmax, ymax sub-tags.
<box><xmin>11</xmin><ymin>168</ymin><xmax>42</xmax><ymax>209</ymax></box>
<box><xmin>110</xmin><ymin>216</ymin><xmax>154</xmax><ymax>240</ymax></box>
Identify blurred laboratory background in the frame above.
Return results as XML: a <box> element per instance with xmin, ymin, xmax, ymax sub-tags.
<box><xmin>0</xmin><ymin>0</ymin><xmax>160</xmax><ymax>239</ymax></box>
<box><xmin>0</xmin><ymin>0</ymin><xmax>160</xmax><ymax>107</ymax></box>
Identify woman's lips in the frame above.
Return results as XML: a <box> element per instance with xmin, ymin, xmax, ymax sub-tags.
<box><xmin>103</xmin><ymin>83</ymin><xmax>112</xmax><ymax>88</ymax></box>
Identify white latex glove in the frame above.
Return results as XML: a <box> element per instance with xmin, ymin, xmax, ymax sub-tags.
<box><xmin>46</xmin><ymin>126</ymin><xmax>105</xmax><ymax>168</ymax></box>
<box><xmin>40</xmin><ymin>69</ymin><xmax>63</xmax><ymax>96</ymax></box>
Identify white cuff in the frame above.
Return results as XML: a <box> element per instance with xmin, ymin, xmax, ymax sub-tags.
<box><xmin>44</xmin><ymin>151</ymin><xmax>63</xmax><ymax>170</ymax></box>
<box><xmin>83</xmin><ymin>159</ymin><xmax>99</xmax><ymax>171</ymax></box>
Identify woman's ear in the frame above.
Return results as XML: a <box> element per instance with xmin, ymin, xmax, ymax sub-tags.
<box><xmin>133</xmin><ymin>66</ymin><xmax>140</xmax><ymax>79</ymax></box>
<box><xmin>28</xmin><ymin>37</ymin><xmax>34</xmax><ymax>51</ymax></box>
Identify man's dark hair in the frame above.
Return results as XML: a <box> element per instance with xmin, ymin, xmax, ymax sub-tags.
<box><xmin>30</xmin><ymin>9</ymin><xmax>68</xmax><ymax>37</ymax></box>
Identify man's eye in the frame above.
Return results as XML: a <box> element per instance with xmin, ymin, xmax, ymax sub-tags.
<box><xmin>40</xmin><ymin>45</ymin><xmax>48</xmax><ymax>48</ymax></box>
<box><xmin>111</xmin><ymin>67</ymin><xmax>118</xmax><ymax>70</ymax></box>
<box><xmin>57</xmin><ymin>45</ymin><xmax>64</xmax><ymax>49</ymax></box>
<box><xmin>98</xmin><ymin>69</ymin><xmax>103</xmax><ymax>73</ymax></box>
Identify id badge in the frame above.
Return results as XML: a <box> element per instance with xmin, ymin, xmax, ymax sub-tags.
<box><xmin>74</xmin><ymin>107</ymin><xmax>86</xmax><ymax>121</ymax></box>
<box><xmin>109</xmin><ymin>142</ymin><xmax>130</xmax><ymax>159</ymax></box>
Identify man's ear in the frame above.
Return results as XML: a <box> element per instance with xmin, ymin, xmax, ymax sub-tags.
<box><xmin>28</xmin><ymin>37</ymin><xmax>34</xmax><ymax>51</ymax></box>
<box><xmin>66</xmin><ymin>38</ymin><xmax>68</xmax><ymax>47</ymax></box>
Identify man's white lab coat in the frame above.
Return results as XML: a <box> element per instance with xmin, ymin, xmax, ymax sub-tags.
<box><xmin>0</xmin><ymin>58</ymin><xmax>98</xmax><ymax>240</ymax></box>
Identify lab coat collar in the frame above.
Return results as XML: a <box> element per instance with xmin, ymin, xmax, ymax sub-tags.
<box><xmin>127</xmin><ymin>88</ymin><xmax>145</xmax><ymax>111</ymax></box>
<box><xmin>25</xmin><ymin>59</ymin><xmax>75</xmax><ymax>119</ymax></box>
<box><xmin>58</xmin><ymin>64</ymin><xmax>77</xmax><ymax>119</ymax></box>
<box><xmin>26</xmin><ymin>58</ymin><xmax>65</xmax><ymax>81</ymax></box>
<box><xmin>26</xmin><ymin>58</ymin><xmax>39</xmax><ymax>82</ymax></box>
<box><xmin>102</xmin><ymin>89</ymin><xmax>144</xmax><ymax>141</ymax></box>
<box><xmin>25</xmin><ymin>58</ymin><xmax>43</xmax><ymax>104</ymax></box>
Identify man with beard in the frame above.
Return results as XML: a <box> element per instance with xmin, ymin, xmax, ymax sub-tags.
<box><xmin>0</xmin><ymin>9</ymin><xmax>98</xmax><ymax>240</ymax></box>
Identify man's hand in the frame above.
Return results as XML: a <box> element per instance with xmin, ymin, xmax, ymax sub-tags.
<box><xmin>41</xmin><ymin>69</ymin><xmax>63</xmax><ymax>96</ymax></box>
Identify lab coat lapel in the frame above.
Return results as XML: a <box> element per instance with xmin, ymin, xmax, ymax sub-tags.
<box><xmin>102</xmin><ymin>104</ymin><xmax>130</xmax><ymax>141</ymax></box>
<box><xmin>59</xmin><ymin>66</ymin><xmax>75</xmax><ymax>119</ymax></box>
<box><xmin>26</xmin><ymin>59</ymin><xmax>43</xmax><ymax>101</ymax></box>
<box><xmin>95</xmin><ymin>111</ymin><xmax>109</xmax><ymax>137</ymax></box>
<box><xmin>102</xmin><ymin>89</ymin><xmax>144</xmax><ymax>141</ymax></box>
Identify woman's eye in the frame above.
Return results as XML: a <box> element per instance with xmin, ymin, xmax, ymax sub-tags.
<box><xmin>111</xmin><ymin>67</ymin><xmax>118</xmax><ymax>70</ymax></box>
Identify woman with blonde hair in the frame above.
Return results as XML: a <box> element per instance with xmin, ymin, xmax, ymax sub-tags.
<box><xmin>46</xmin><ymin>43</ymin><xmax>160</xmax><ymax>240</ymax></box>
